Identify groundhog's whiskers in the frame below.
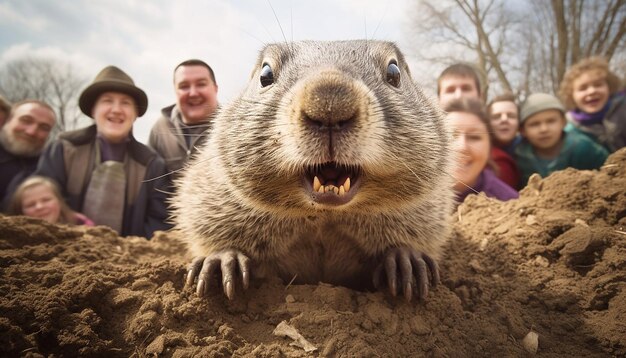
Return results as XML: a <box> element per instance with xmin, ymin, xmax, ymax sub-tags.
<box><xmin>149</xmin><ymin>125</ymin><xmax>213</xmax><ymax>138</ymax></box>
<box><xmin>267</xmin><ymin>0</ymin><xmax>288</xmax><ymax>45</ymax></box>
<box><xmin>386</xmin><ymin>151</ymin><xmax>426</xmax><ymax>185</ymax></box>
<box><xmin>142</xmin><ymin>155</ymin><xmax>214</xmax><ymax>183</ymax></box>
<box><xmin>155</xmin><ymin>187</ymin><xmax>175</xmax><ymax>196</ymax></box>
<box><xmin>239</xmin><ymin>98</ymin><xmax>282</xmax><ymax>110</ymax></box>
<box><xmin>170</xmin><ymin>133</ymin><xmax>210</xmax><ymax>138</ymax></box>
<box><xmin>447</xmin><ymin>173</ymin><xmax>480</xmax><ymax>195</ymax></box>
<box><xmin>239</xmin><ymin>27</ymin><xmax>271</xmax><ymax>47</ymax></box>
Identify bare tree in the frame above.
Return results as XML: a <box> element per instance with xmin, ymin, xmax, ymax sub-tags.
<box><xmin>536</xmin><ymin>0</ymin><xmax>626</xmax><ymax>91</ymax></box>
<box><xmin>410</xmin><ymin>0</ymin><xmax>626</xmax><ymax>100</ymax></box>
<box><xmin>0</xmin><ymin>56</ymin><xmax>88</xmax><ymax>132</ymax></box>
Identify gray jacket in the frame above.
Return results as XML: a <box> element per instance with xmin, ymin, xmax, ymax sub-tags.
<box><xmin>148</xmin><ymin>104</ymin><xmax>213</xmax><ymax>174</ymax></box>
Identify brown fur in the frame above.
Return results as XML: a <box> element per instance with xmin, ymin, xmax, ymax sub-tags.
<box><xmin>172</xmin><ymin>40</ymin><xmax>454</xmax><ymax>290</ymax></box>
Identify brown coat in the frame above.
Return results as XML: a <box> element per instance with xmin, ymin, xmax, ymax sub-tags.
<box><xmin>36</xmin><ymin>125</ymin><xmax>171</xmax><ymax>238</ymax></box>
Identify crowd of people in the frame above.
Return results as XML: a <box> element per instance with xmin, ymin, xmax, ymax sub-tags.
<box><xmin>0</xmin><ymin>59</ymin><xmax>219</xmax><ymax>238</ymax></box>
<box><xmin>0</xmin><ymin>55</ymin><xmax>623</xmax><ymax>238</ymax></box>
<box><xmin>437</xmin><ymin>57</ymin><xmax>622</xmax><ymax>203</ymax></box>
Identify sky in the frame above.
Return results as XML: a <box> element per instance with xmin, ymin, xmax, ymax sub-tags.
<box><xmin>0</xmin><ymin>0</ymin><xmax>436</xmax><ymax>144</ymax></box>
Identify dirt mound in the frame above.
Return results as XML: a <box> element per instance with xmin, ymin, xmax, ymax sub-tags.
<box><xmin>1</xmin><ymin>149</ymin><xmax>625</xmax><ymax>357</ymax></box>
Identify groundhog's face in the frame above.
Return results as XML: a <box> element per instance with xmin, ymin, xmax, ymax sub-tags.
<box><xmin>213</xmin><ymin>41</ymin><xmax>451</xmax><ymax>214</ymax></box>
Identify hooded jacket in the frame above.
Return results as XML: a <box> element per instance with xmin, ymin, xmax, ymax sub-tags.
<box><xmin>148</xmin><ymin>104</ymin><xmax>214</xmax><ymax>175</ymax></box>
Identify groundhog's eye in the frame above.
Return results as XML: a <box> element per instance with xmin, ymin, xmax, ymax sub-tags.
<box><xmin>386</xmin><ymin>61</ymin><xmax>400</xmax><ymax>88</ymax></box>
<box><xmin>260</xmin><ymin>64</ymin><xmax>274</xmax><ymax>87</ymax></box>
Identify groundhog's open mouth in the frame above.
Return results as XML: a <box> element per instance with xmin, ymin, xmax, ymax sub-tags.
<box><xmin>304</xmin><ymin>162</ymin><xmax>361</xmax><ymax>205</ymax></box>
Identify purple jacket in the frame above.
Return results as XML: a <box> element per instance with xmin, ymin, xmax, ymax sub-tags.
<box><xmin>456</xmin><ymin>169</ymin><xmax>519</xmax><ymax>203</ymax></box>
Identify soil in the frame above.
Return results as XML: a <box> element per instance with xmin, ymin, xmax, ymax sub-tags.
<box><xmin>1</xmin><ymin>148</ymin><xmax>625</xmax><ymax>357</ymax></box>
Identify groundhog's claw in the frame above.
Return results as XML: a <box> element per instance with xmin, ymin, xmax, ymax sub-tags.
<box><xmin>184</xmin><ymin>250</ymin><xmax>251</xmax><ymax>300</ymax></box>
<box><xmin>372</xmin><ymin>247</ymin><xmax>440</xmax><ymax>302</ymax></box>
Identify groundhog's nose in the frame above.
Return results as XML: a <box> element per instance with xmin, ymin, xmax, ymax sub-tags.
<box><xmin>300</xmin><ymin>70</ymin><xmax>360</xmax><ymax>131</ymax></box>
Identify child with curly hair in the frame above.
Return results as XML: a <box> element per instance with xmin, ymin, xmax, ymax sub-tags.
<box><xmin>559</xmin><ymin>56</ymin><xmax>626</xmax><ymax>152</ymax></box>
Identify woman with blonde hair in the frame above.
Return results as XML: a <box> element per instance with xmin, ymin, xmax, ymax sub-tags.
<box><xmin>8</xmin><ymin>175</ymin><xmax>94</xmax><ymax>226</ymax></box>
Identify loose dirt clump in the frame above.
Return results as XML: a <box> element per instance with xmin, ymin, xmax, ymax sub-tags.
<box><xmin>1</xmin><ymin>148</ymin><xmax>625</xmax><ymax>357</ymax></box>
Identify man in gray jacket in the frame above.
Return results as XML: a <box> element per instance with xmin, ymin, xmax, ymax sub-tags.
<box><xmin>149</xmin><ymin>59</ymin><xmax>219</xmax><ymax>176</ymax></box>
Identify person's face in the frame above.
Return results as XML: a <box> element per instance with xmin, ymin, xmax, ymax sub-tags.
<box><xmin>21</xmin><ymin>184</ymin><xmax>62</xmax><ymax>224</ymax></box>
<box><xmin>93</xmin><ymin>92</ymin><xmax>137</xmax><ymax>143</ymax></box>
<box><xmin>0</xmin><ymin>110</ymin><xmax>8</xmax><ymax>127</ymax></box>
<box><xmin>521</xmin><ymin>109</ymin><xmax>565</xmax><ymax>152</ymax></box>
<box><xmin>572</xmin><ymin>70</ymin><xmax>610</xmax><ymax>114</ymax></box>
<box><xmin>1</xmin><ymin>103</ymin><xmax>55</xmax><ymax>156</ymax></box>
<box><xmin>448</xmin><ymin>111</ymin><xmax>490</xmax><ymax>191</ymax></box>
<box><xmin>488</xmin><ymin>101</ymin><xmax>519</xmax><ymax>146</ymax></box>
<box><xmin>174</xmin><ymin>65</ymin><xmax>219</xmax><ymax>124</ymax></box>
<box><xmin>439</xmin><ymin>76</ymin><xmax>480</xmax><ymax>106</ymax></box>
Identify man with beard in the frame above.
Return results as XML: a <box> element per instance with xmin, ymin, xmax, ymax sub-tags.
<box><xmin>0</xmin><ymin>95</ymin><xmax>11</xmax><ymax>127</ymax></box>
<box><xmin>0</xmin><ymin>100</ymin><xmax>56</xmax><ymax>210</ymax></box>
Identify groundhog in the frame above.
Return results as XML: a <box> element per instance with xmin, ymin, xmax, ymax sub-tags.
<box><xmin>172</xmin><ymin>40</ymin><xmax>454</xmax><ymax>302</ymax></box>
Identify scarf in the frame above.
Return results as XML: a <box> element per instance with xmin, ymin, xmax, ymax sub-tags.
<box><xmin>97</xmin><ymin>134</ymin><xmax>129</xmax><ymax>162</ymax></box>
<box><xmin>569</xmin><ymin>97</ymin><xmax>612</xmax><ymax>126</ymax></box>
<box><xmin>82</xmin><ymin>137</ymin><xmax>128</xmax><ymax>234</ymax></box>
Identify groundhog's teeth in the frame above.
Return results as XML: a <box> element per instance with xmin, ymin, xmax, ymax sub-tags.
<box><xmin>315</xmin><ymin>181</ymin><xmax>348</xmax><ymax>196</ymax></box>
<box><xmin>344</xmin><ymin>177</ymin><xmax>351</xmax><ymax>192</ymax></box>
<box><xmin>313</xmin><ymin>176</ymin><xmax>321</xmax><ymax>192</ymax></box>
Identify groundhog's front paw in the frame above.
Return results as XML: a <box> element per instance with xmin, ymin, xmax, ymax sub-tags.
<box><xmin>372</xmin><ymin>247</ymin><xmax>440</xmax><ymax>302</ymax></box>
<box><xmin>184</xmin><ymin>250</ymin><xmax>251</xmax><ymax>300</ymax></box>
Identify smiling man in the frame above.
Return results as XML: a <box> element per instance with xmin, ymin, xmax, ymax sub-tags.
<box><xmin>0</xmin><ymin>99</ymin><xmax>56</xmax><ymax>209</ymax></box>
<box><xmin>149</xmin><ymin>59</ymin><xmax>219</xmax><ymax>176</ymax></box>
<box><xmin>437</xmin><ymin>63</ymin><xmax>483</xmax><ymax>107</ymax></box>
<box><xmin>35</xmin><ymin>66</ymin><xmax>171</xmax><ymax>238</ymax></box>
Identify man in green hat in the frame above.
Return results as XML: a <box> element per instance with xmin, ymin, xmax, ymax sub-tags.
<box><xmin>36</xmin><ymin>66</ymin><xmax>171</xmax><ymax>238</ymax></box>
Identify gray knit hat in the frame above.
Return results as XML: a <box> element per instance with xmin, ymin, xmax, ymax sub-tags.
<box><xmin>519</xmin><ymin>93</ymin><xmax>565</xmax><ymax>125</ymax></box>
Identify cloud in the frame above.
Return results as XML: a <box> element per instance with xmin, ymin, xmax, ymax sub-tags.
<box><xmin>0</xmin><ymin>2</ymin><xmax>50</xmax><ymax>32</ymax></box>
<box><xmin>0</xmin><ymin>43</ymin><xmax>97</xmax><ymax>81</ymax></box>
<box><xmin>0</xmin><ymin>0</ymin><xmax>429</xmax><ymax>143</ymax></box>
